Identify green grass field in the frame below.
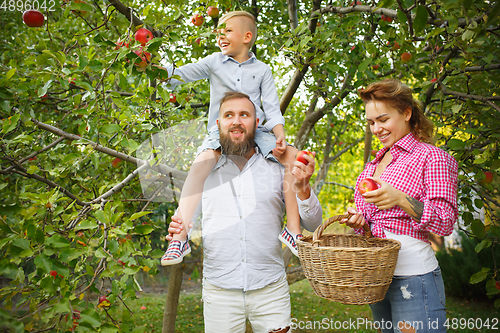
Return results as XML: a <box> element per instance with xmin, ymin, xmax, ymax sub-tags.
<box><xmin>120</xmin><ymin>279</ymin><xmax>498</xmax><ymax>332</ymax></box>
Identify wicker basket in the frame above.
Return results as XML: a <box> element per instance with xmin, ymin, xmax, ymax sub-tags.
<box><xmin>297</xmin><ymin>213</ymin><xmax>401</xmax><ymax>305</ymax></box>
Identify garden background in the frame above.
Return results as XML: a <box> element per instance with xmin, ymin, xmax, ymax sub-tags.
<box><xmin>0</xmin><ymin>0</ymin><xmax>499</xmax><ymax>332</ymax></box>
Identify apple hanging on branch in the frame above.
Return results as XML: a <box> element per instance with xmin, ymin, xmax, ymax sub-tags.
<box><xmin>358</xmin><ymin>178</ymin><xmax>378</xmax><ymax>194</ymax></box>
<box><xmin>191</xmin><ymin>13</ymin><xmax>204</xmax><ymax>26</ymax></box>
<box><xmin>98</xmin><ymin>295</ymin><xmax>111</xmax><ymax>309</ymax></box>
<box><xmin>135</xmin><ymin>28</ymin><xmax>153</xmax><ymax>46</ymax></box>
<box><xmin>401</xmin><ymin>52</ymin><xmax>412</xmax><ymax>62</ymax></box>
<box><xmin>207</xmin><ymin>6</ymin><xmax>219</xmax><ymax>18</ymax></box>
<box><xmin>22</xmin><ymin>10</ymin><xmax>45</xmax><ymax>27</ymax></box>
<box><xmin>133</xmin><ymin>48</ymin><xmax>152</xmax><ymax>71</ymax></box>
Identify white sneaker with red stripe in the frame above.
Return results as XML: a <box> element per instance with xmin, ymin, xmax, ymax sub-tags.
<box><xmin>278</xmin><ymin>227</ymin><xmax>303</xmax><ymax>257</ymax></box>
<box><xmin>161</xmin><ymin>240</ymin><xmax>191</xmax><ymax>266</ymax></box>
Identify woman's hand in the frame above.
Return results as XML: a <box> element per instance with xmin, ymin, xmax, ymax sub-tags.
<box><xmin>362</xmin><ymin>177</ymin><xmax>406</xmax><ymax>210</ymax></box>
<box><xmin>339</xmin><ymin>207</ymin><xmax>366</xmax><ymax>229</ymax></box>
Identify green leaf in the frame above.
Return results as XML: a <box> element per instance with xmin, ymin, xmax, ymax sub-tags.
<box><xmin>475</xmin><ymin>238</ymin><xmax>492</xmax><ymax>253</ymax></box>
<box><xmin>134</xmin><ymin>224</ymin><xmax>154</xmax><ymax>235</ymax></box>
<box><xmin>45</xmin><ymin>234</ymin><xmax>70</xmax><ymax>248</ymax></box>
<box><xmin>34</xmin><ymin>254</ymin><xmax>52</xmax><ymax>273</ymax></box>
<box><xmin>100</xmin><ymin>124</ymin><xmax>121</xmax><ymax>134</ymax></box>
<box><xmin>129</xmin><ymin>211</ymin><xmax>152</xmax><ymax>221</ymax></box>
<box><xmin>451</xmin><ymin>104</ymin><xmax>462</xmax><ymax>114</ymax></box>
<box><xmin>80</xmin><ymin>308</ymin><xmax>102</xmax><ymax>328</ymax></box>
<box><xmin>413</xmin><ymin>6</ymin><xmax>428</xmax><ymax>34</ymax></box>
<box><xmin>447</xmin><ymin>138</ymin><xmax>466</xmax><ymax>150</ymax></box>
<box><xmin>470</xmin><ymin>219</ymin><xmax>486</xmax><ymax>239</ymax></box>
<box><xmin>2</xmin><ymin>114</ymin><xmax>20</xmax><ymax>134</ymax></box>
<box><xmin>469</xmin><ymin>267</ymin><xmax>490</xmax><ymax>284</ymax></box>
<box><xmin>75</xmin><ymin>220</ymin><xmax>98</xmax><ymax>231</ymax></box>
<box><xmin>358</xmin><ymin>59</ymin><xmax>372</xmax><ymax>72</ymax></box>
<box><xmin>4</xmin><ymin>68</ymin><xmax>16</xmax><ymax>81</ymax></box>
<box><xmin>11</xmin><ymin>239</ymin><xmax>30</xmax><ymax>250</ymax></box>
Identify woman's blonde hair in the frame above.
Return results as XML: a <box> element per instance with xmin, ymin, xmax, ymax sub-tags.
<box><xmin>359</xmin><ymin>79</ymin><xmax>434</xmax><ymax>144</ymax></box>
<box><xmin>219</xmin><ymin>11</ymin><xmax>257</xmax><ymax>48</ymax></box>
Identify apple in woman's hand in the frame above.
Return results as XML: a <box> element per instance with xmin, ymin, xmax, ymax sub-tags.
<box><xmin>358</xmin><ymin>178</ymin><xmax>378</xmax><ymax>194</ymax></box>
<box><xmin>295</xmin><ymin>150</ymin><xmax>315</xmax><ymax>165</ymax></box>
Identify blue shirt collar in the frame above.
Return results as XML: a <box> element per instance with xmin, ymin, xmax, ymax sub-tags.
<box><xmin>221</xmin><ymin>52</ymin><xmax>256</xmax><ymax>65</ymax></box>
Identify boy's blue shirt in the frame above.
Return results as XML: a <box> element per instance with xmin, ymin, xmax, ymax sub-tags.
<box><xmin>163</xmin><ymin>52</ymin><xmax>285</xmax><ymax>133</ymax></box>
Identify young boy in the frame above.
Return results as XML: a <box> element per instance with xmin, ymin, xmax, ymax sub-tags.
<box><xmin>160</xmin><ymin>11</ymin><xmax>303</xmax><ymax>265</ymax></box>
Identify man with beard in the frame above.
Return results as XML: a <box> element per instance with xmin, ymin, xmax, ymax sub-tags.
<box><xmin>167</xmin><ymin>91</ymin><xmax>322</xmax><ymax>333</ymax></box>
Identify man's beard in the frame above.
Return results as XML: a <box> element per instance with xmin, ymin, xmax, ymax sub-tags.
<box><xmin>219</xmin><ymin>124</ymin><xmax>256</xmax><ymax>156</ymax></box>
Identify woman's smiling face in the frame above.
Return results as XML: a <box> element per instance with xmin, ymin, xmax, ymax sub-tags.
<box><xmin>365</xmin><ymin>100</ymin><xmax>412</xmax><ymax>149</ymax></box>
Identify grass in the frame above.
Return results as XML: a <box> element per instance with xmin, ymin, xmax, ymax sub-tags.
<box><xmin>119</xmin><ymin>278</ymin><xmax>499</xmax><ymax>332</ymax></box>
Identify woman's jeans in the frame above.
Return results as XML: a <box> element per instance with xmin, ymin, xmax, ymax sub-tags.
<box><xmin>370</xmin><ymin>266</ymin><xmax>447</xmax><ymax>332</ymax></box>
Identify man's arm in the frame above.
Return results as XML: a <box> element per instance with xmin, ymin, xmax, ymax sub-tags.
<box><xmin>292</xmin><ymin>153</ymin><xmax>323</xmax><ymax>232</ymax></box>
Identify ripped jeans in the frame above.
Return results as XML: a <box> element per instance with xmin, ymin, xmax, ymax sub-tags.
<box><xmin>370</xmin><ymin>266</ymin><xmax>447</xmax><ymax>333</ymax></box>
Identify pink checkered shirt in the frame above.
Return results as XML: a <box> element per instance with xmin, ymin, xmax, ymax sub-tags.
<box><xmin>354</xmin><ymin>133</ymin><xmax>458</xmax><ymax>243</ymax></box>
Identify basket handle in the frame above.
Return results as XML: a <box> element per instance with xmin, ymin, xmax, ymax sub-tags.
<box><xmin>312</xmin><ymin>212</ymin><xmax>372</xmax><ymax>246</ymax></box>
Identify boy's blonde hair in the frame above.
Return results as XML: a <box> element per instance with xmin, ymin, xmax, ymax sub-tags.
<box><xmin>219</xmin><ymin>11</ymin><xmax>257</xmax><ymax>48</ymax></box>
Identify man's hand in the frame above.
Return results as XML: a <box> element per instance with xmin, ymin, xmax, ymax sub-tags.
<box><xmin>165</xmin><ymin>215</ymin><xmax>193</xmax><ymax>241</ymax></box>
<box><xmin>339</xmin><ymin>207</ymin><xmax>366</xmax><ymax>229</ymax></box>
<box><xmin>291</xmin><ymin>152</ymin><xmax>315</xmax><ymax>200</ymax></box>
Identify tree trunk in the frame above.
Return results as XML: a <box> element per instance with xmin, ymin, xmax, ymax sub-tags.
<box><xmin>162</xmin><ymin>263</ymin><xmax>185</xmax><ymax>333</ymax></box>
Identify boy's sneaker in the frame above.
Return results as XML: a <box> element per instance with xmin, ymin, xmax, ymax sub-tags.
<box><xmin>161</xmin><ymin>240</ymin><xmax>191</xmax><ymax>266</ymax></box>
<box><xmin>278</xmin><ymin>227</ymin><xmax>303</xmax><ymax>257</ymax></box>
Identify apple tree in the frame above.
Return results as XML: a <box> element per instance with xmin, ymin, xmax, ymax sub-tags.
<box><xmin>1</xmin><ymin>0</ymin><xmax>500</xmax><ymax>332</ymax></box>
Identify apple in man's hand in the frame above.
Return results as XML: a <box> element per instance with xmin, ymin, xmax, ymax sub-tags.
<box><xmin>135</xmin><ymin>28</ymin><xmax>153</xmax><ymax>46</ymax></box>
<box><xmin>358</xmin><ymin>178</ymin><xmax>378</xmax><ymax>194</ymax></box>
<box><xmin>23</xmin><ymin>10</ymin><xmax>44</xmax><ymax>27</ymax></box>
<box><xmin>295</xmin><ymin>150</ymin><xmax>315</xmax><ymax>165</ymax></box>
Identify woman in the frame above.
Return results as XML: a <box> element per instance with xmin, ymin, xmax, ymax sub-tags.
<box><xmin>341</xmin><ymin>79</ymin><xmax>458</xmax><ymax>333</ymax></box>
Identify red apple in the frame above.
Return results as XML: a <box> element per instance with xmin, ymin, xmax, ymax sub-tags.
<box><xmin>115</xmin><ymin>38</ymin><xmax>130</xmax><ymax>50</ymax></box>
<box><xmin>50</xmin><ymin>270</ymin><xmax>57</xmax><ymax>278</ymax></box>
<box><xmin>296</xmin><ymin>150</ymin><xmax>315</xmax><ymax>165</ymax></box>
<box><xmin>372</xmin><ymin>64</ymin><xmax>379</xmax><ymax>70</ymax></box>
<box><xmin>482</xmin><ymin>171</ymin><xmax>494</xmax><ymax>184</ymax></box>
<box><xmin>169</xmin><ymin>93</ymin><xmax>177</xmax><ymax>103</ymax></box>
<box><xmin>140</xmin><ymin>305</ymin><xmax>147</xmax><ymax>310</ymax></box>
<box><xmin>381</xmin><ymin>15</ymin><xmax>393</xmax><ymax>23</ymax></box>
<box><xmin>191</xmin><ymin>13</ymin><xmax>204</xmax><ymax>26</ymax></box>
<box><xmin>71</xmin><ymin>0</ymin><xmax>88</xmax><ymax>16</ymax></box>
<box><xmin>29</xmin><ymin>156</ymin><xmax>37</xmax><ymax>161</ymax></box>
<box><xmin>495</xmin><ymin>281</ymin><xmax>500</xmax><ymax>290</ymax></box>
<box><xmin>135</xmin><ymin>28</ymin><xmax>153</xmax><ymax>46</ymax></box>
<box><xmin>350</xmin><ymin>1</ymin><xmax>362</xmax><ymax>5</ymax></box>
<box><xmin>98</xmin><ymin>295</ymin><xmax>111</xmax><ymax>308</ymax></box>
<box><xmin>112</xmin><ymin>157</ymin><xmax>122</xmax><ymax>168</ymax></box>
<box><xmin>401</xmin><ymin>52</ymin><xmax>412</xmax><ymax>62</ymax></box>
<box><xmin>358</xmin><ymin>178</ymin><xmax>378</xmax><ymax>194</ymax></box>
<box><xmin>207</xmin><ymin>6</ymin><xmax>219</xmax><ymax>18</ymax></box>
<box><xmin>68</xmin><ymin>78</ymin><xmax>76</xmax><ymax>85</ymax></box>
<box><xmin>23</xmin><ymin>10</ymin><xmax>44</xmax><ymax>27</ymax></box>
<box><xmin>392</xmin><ymin>42</ymin><xmax>400</xmax><ymax>50</ymax></box>
<box><xmin>194</xmin><ymin>38</ymin><xmax>201</xmax><ymax>46</ymax></box>
<box><xmin>133</xmin><ymin>48</ymin><xmax>152</xmax><ymax>71</ymax></box>
<box><xmin>431</xmin><ymin>78</ymin><xmax>437</xmax><ymax>83</ymax></box>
